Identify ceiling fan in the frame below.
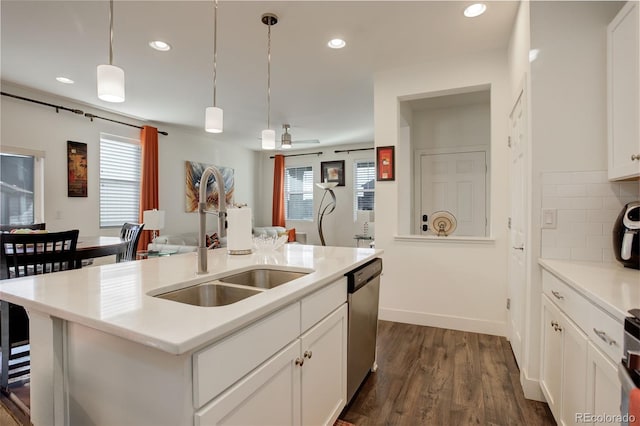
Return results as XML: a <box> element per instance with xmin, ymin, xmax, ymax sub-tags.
<box><xmin>280</xmin><ymin>124</ymin><xmax>320</xmax><ymax>149</ymax></box>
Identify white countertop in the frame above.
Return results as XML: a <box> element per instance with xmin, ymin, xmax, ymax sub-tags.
<box><xmin>0</xmin><ymin>245</ymin><xmax>381</xmax><ymax>355</ymax></box>
<box><xmin>538</xmin><ymin>258</ymin><xmax>640</xmax><ymax>322</ymax></box>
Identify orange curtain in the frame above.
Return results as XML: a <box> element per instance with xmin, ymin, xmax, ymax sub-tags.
<box><xmin>272</xmin><ymin>154</ymin><xmax>286</xmax><ymax>227</ymax></box>
<box><xmin>138</xmin><ymin>126</ymin><xmax>159</xmax><ymax>252</ymax></box>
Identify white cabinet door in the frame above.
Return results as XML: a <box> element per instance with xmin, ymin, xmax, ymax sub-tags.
<box><xmin>541</xmin><ymin>295</ymin><xmax>589</xmax><ymax>426</ymax></box>
<box><xmin>559</xmin><ymin>311</ymin><xmax>587</xmax><ymax>426</ymax></box>
<box><xmin>608</xmin><ymin>0</ymin><xmax>640</xmax><ymax>180</ymax></box>
<box><xmin>586</xmin><ymin>341</ymin><xmax>621</xmax><ymax>421</ymax></box>
<box><xmin>196</xmin><ymin>340</ymin><xmax>302</xmax><ymax>426</ymax></box>
<box><xmin>300</xmin><ymin>304</ymin><xmax>348</xmax><ymax>426</ymax></box>
<box><xmin>541</xmin><ymin>296</ymin><xmax>563</xmax><ymax>420</ymax></box>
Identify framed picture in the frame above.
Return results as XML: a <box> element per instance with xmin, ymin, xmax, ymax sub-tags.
<box><xmin>320</xmin><ymin>160</ymin><xmax>345</xmax><ymax>186</ymax></box>
<box><xmin>67</xmin><ymin>140</ymin><xmax>88</xmax><ymax>197</ymax></box>
<box><xmin>185</xmin><ymin>161</ymin><xmax>235</xmax><ymax>212</ymax></box>
<box><xmin>376</xmin><ymin>146</ymin><xmax>395</xmax><ymax>181</ymax></box>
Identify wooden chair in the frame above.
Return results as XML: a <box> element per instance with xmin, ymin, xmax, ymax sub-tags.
<box><xmin>117</xmin><ymin>223</ymin><xmax>144</xmax><ymax>262</ymax></box>
<box><xmin>0</xmin><ymin>229</ymin><xmax>79</xmax><ymax>392</ymax></box>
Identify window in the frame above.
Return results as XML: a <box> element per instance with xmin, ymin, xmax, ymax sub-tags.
<box><xmin>354</xmin><ymin>160</ymin><xmax>375</xmax><ymax>218</ymax></box>
<box><xmin>284</xmin><ymin>166</ymin><xmax>313</xmax><ymax>220</ymax></box>
<box><xmin>1</xmin><ymin>148</ymin><xmax>44</xmax><ymax>225</ymax></box>
<box><xmin>100</xmin><ymin>134</ymin><xmax>141</xmax><ymax>227</ymax></box>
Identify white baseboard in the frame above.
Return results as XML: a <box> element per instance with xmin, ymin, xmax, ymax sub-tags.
<box><xmin>520</xmin><ymin>369</ymin><xmax>545</xmax><ymax>402</ymax></box>
<box><xmin>379</xmin><ymin>307</ymin><xmax>507</xmax><ymax>337</ymax></box>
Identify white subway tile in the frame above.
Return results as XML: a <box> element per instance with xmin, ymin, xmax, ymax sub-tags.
<box><xmin>571</xmin><ymin>222</ymin><xmax>603</xmax><ymax>236</ymax></box>
<box><xmin>542</xmin><ymin>185</ymin><xmax>557</xmax><ymax>197</ymax></box>
<box><xmin>557</xmin><ymin>184</ymin><xmax>587</xmax><ymax>197</ymax></box>
<box><xmin>542</xmin><ymin>197</ymin><xmax>601</xmax><ymax>210</ymax></box>
<box><xmin>602</xmin><ymin>196</ymin><xmax>625</xmax><ymax>210</ymax></box>
<box><xmin>586</xmin><ymin>234</ymin><xmax>611</xmax><ymax>249</ymax></box>
<box><xmin>557</xmin><ymin>209</ymin><xmax>587</xmax><ymax>224</ymax></box>
<box><xmin>587</xmin><ymin>183</ymin><xmax>619</xmax><ymax>197</ymax></box>
<box><xmin>587</xmin><ymin>210</ymin><xmax>620</xmax><ymax>223</ymax></box>
<box><xmin>603</xmin><ymin>251</ymin><xmax>616</xmax><ymax>263</ymax></box>
<box><xmin>542</xmin><ymin>172</ymin><xmax>574</xmax><ymax>185</ymax></box>
<box><xmin>571</xmin><ymin>247</ymin><xmax>604</xmax><ymax>262</ymax></box>
<box><xmin>542</xmin><ymin>247</ymin><xmax>571</xmax><ymax>260</ymax></box>
<box><xmin>556</xmin><ymin>232</ymin><xmax>586</xmax><ymax>248</ymax></box>
<box><xmin>541</xmin><ymin>229</ymin><xmax>558</xmax><ymax>247</ymax></box>
<box><xmin>620</xmin><ymin>182</ymin><xmax>640</xmax><ymax>198</ymax></box>
<box><xmin>572</xmin><ymin>171</ymin><xmax>608</xmax><ymax>184</ymax></box>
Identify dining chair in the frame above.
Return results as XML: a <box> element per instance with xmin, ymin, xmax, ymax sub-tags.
<box><xmin>117</xmin><ymin>222</ymin><xmax>145</xmax><ymax>262</ymax></box>
<box><xmin>0</xmin><ymin>229</ymin><xmax>79</xmax><ymax>392</ymax></box>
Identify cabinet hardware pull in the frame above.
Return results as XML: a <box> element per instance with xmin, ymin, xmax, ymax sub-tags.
<box><xmin>631</xmin><ymin>154</ymin><xmax>640</xmax><ymax>161</ymax></box>
<box><xmin>512</xmin><ymin>245</ymin><xmax>524</xmax><ymax>251</ymax></box>
<box><xmin>551</xmin><ymin>320</ymin><xmax>558</xmax><ymax>328</ymax></box>
<box><xmin>555</xmin><ymin>325</ymin><xmax>563</xmax><ymax>332</ymax></box>
<box><xmin>303</xmin><ymin>350</ymin><xmax>313</xmax><ymax>359</ymax></box>
<box><xmin>295</xmin><ymin>357</ymin><xmax>304</xmax><ymax>366</ymax></box>
<box><xmin>593</xmin><ymin>328</ymin><xmax>617</xmax><ymax>346</ymax></box>
<box><xmin>551</xmin><ymin>290</ymin><xmax>564</xmax><ymax>300</ymax></box>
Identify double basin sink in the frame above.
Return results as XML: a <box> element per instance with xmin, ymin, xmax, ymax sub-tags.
<box><xmin>155</xmin><ymin>269</ymin><xmax>308</xmax><ymax>307</ymax></box>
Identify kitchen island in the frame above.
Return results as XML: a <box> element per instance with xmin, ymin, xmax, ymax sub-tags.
<box><xmin>0</xmin><ymin>244</ymin><xmax>381</xmax><ymax>426</ymax></box>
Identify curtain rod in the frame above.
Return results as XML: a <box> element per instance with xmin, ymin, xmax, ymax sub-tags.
<box><xmin>334</xmin><ymin>147</ymin><xmax>374</xmax><ymax>154</ymax></box>
<box><xmin>269</xmin><ymin>151</ymin><xmax>323</xmax><ymax>159</ymax></box>
<box><xmin>1</xmin><ymin>91</ymin><xmax>168</xmax><ymax>136</ymax></box>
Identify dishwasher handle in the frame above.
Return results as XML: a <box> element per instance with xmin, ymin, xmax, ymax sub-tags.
<box><xmin>346</xmin><ymin>258</ymin><xmax>382</xmax><ymax>293</ymax></box>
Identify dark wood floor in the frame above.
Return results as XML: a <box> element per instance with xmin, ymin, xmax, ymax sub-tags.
<box><xmin>341</xmin><ymin>321</ymin><xmax>555</xmax><ymax>426</ymax></box>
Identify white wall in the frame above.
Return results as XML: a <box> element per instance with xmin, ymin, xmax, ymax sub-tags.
<box><xmin>256</xmin><ymin>142</ymin><xmax>374</xmax><ymax>247</ymax></box>
<box><xmin>412</xmin><ymin>102</ymin><xmax>490</xmax><ymax>151</ymax></box>
<box><xmin>374</xmin><ymin>49</ymin><xmax>510</xmax><ymax>336</ymax></box>
<box><xmin>0</xmin><ymin>83</ymin><xmax>258</xmax><ymax>237</ymax></box>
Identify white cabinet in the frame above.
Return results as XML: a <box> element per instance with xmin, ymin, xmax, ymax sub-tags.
<box><xmin>586</xmin><ymin>341</ymin><xmax>621</xmax><ymax>420</ymax></box>
<box><xmin>540</xmin><ymin>295</ymin><xmax>588</xmax><ymax>425</ymax></box>
<box><xmin>540</xmin><ymin>269</ymin><xmax>622</xmax><ymax>426</ymax></box>
<box><xmin>197</xmin><ymin>304</ymin><xmax>348</xmax><ymax>426</ymax></box>
<box><xmin>608</xmin><ymin>1</ymin><xmax>640</xmax><ymax>180</ymax></box>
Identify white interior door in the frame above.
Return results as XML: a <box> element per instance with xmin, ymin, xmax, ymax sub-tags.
<box><xmin>419</xmin><ymin>151</ymin><xmax>486</xmax><ymax>236</ymax></box>
<box><xmin>508</xmin><ymin>88</ymin><xmax>528</xmax><ymax>368</ymax></box>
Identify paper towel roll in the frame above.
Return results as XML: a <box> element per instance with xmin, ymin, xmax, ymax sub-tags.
<box><xmin>227</xmin><ymin>207</ymin><xmax>253</xmax><ymax>254</ymax></box>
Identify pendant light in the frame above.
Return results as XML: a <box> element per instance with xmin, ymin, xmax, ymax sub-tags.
<box><xmin>205</xmin><ymin>0</ymin><xmax>223</xmax><ymax>133</ymax></box>
<box><xmin>261</xmin><ymin>13</ymin><xmax>278</xmax><ymax>150</ymax></box>
<box><xmin>97</xmin><ymin>0</ymin><xmax>125</xmax><ymax>103</ymax></box>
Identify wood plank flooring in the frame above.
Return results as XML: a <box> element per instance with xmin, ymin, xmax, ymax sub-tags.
<box><xmin>341</xmin><ymin>321</ymin><xmax>555</xmax><ymax>426</ymax></box>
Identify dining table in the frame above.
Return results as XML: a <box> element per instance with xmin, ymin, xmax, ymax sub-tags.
<box><xmin>74</xmin><ymin>236</ymin><xmax>128</xmax><ymax>268</ymax></box>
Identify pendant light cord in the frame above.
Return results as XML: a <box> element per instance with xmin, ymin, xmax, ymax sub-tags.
<box><xmin>267</xmin><ymin>20</ymin><xmax>272</xmax><ymax>129</ymax></box>
<box><xmin>108</xmin><ymin>0</ymin><xmax>114</xmax><ymax>65</ymax></box>
<box><xmin>213</xmin><ymin>0</ymin><xmax>218</xmax><ymax>107</ymax></box>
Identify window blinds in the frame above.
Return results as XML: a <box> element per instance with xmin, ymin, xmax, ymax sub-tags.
<box><xmin>354</xmin><ymin>160</ymin><xmax>375</xmax><ymax>213</ymax></box>
<box><xmin>284</xmin><ymin>166</ymin><xmax>313</xmax><ymax>220</ymax></box>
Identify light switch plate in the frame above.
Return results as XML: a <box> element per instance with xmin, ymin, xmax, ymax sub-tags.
<box><xmin>542</xmin><ymin>208</ymin><xmax>557</xmax><ymax>229</ymax></box>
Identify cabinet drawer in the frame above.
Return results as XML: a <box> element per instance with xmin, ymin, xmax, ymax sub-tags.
<box><xmin>586</xmin><ymin>305</ymin><xmax>623</xmax><ymax>362</ymax></box>
<box><xmin>193</xmin><ymin>303</ymin><xmax>300</xmax><ymax>408</ymax></box>
<box><xmin>301</xmin><ymin>278</ymin><xmax>347</xmax><ymax>333</ymax></box>
<box><xmin>542</xmin><ymin>270</ymin><xmax>591</xmax><ymax>331</ymax></box>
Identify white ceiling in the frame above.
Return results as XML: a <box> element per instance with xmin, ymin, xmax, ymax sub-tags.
<box><xmin>1</xmin><ymin>1</ymin><xmax>519</xmax><ymax>151</ymax></box>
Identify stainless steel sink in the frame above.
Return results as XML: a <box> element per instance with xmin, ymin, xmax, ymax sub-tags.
<box><xmin>218</xmin><ymin>269</ymin><xmax>307</xmax><ymax>289</ymax></box>
<box><xmin>155</xmin><ymin>283</ymin><xmax>262</xmax><ymax>307</ymax></box>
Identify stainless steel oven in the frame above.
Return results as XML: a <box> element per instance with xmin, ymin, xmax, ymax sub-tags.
<box><xmin>619</xmin><ymin>311</ymin><xmax>640</xmax><ymax>425</ymax></box>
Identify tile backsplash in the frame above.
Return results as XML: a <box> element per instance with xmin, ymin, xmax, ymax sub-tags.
<box><xmin>540</xmin><ymin>171</ymin><xmax>639</xmax><ymax>262</ymax></box>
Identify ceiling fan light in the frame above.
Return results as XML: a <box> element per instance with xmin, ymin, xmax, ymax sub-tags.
<box><xmin>97</xmin><ymin>64</ymin><xmax>125</xmax><ymax>103</ymax></box>
<box><xmin>262</xmin><ymin>129</ymin><xmax>276</xmax><ymax>150</ymax></box>
<box><xmin>205</xmin><ymin>106</ymin><xmax>223</xmax><ymax>133</ymax></box>
<box><xmin>281</xmin><ymin>140</ymin><xmax>292</xmax><ymax>149</ymax></box>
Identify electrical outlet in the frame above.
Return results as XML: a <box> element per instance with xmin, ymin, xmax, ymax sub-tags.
<box><xmin>541</xmin><ymin>208</ymin><xmax>557</xmax><ymax>229</ymax></box>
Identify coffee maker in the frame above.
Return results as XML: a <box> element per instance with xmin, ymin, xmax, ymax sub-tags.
<box><xmin>613</xmin><ymin>201</ymin><xmax>640</xmax><ymax>270</ymax></box>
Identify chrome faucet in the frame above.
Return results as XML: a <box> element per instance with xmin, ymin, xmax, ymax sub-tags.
<box><xmin>198</xmin><ymin>166</ymin><xmax>227</xmax><ymax>274</ymax></box>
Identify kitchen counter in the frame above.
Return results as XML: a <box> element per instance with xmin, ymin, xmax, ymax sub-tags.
<box><xmin>0</xmin><ymin>244</ymin><xmax>381</xmax><ymax>354</ymax></box>
<box><xmin>538</xmin><ymin>258</ymin><xmax>640</xmax><ymax>322</ymax></box>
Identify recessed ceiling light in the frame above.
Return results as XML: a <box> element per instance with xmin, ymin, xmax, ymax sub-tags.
<box><xmin>464</xmin><ymin>3</ymin><xmax>487</xmax><ymax>18</ymax></box>
<box><xmin>56</xmin><ymin>77</ymin><xmax>74</xmax><ymax>84</ymax></box>
<box><xmin>149</xmin><ymin>40</ymin><xmax>171</xmax><ymax>51</ymax></box>
<box><xmin>327</xmin><ymin>38</ymin><xmax>346</xmax><ymax>49</ymax></box>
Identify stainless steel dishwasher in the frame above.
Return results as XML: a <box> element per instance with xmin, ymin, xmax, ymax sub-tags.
<box><xmin>346</xmin><ymin>257</ymin><xmax>382</xmax><ymax>404</ymax></box>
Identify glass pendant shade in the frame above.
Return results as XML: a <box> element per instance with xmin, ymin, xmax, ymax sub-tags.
<box><xmin>97</xmin><ymin>64</ymin><xmax>125</xmax><ymax>103</ymax></box>
<box><xmin>261</xmin><ymin>129</ymin><xmax>276</xmax><ymax>150</ymax></box>
<box><xmin>205</xmin><ymin>107</ymin><xmax>223</xmax><ymax>133</ymax></box>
